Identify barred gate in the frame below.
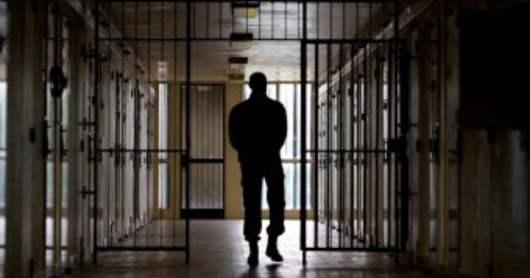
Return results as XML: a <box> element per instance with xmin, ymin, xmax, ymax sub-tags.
<box><xmin>299</xmin><ymin>0</ymin><xmax>408</xmax><ymax>263</ymax></box>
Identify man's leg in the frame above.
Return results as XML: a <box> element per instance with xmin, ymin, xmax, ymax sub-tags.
<box><xmin>241</xmin><ymin>163</ymin><xmax>263</xmax><ymax>265</ymax></box>
<box><xmin>264</xmin><ymin>160</ymin><xmax>285</xmax><ymax>262</ymax></box>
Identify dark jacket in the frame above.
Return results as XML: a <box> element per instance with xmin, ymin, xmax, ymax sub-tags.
<box><xmin>228</xmin><ymin>94</ymin><xmax>287</xmax><ymax>164</ymax></box>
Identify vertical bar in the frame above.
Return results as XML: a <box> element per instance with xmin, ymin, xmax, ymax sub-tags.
<box><xmin>173</xmin><ymin>0</ymin><xmax>177</xmax><ymax>248</ymax></box>
<box><xmin>52</xmin><ymin>2</ymin><xmax>64</xmax><ymax>269</ymax></box>
<box><xmin>206</xmin><ymin>1</ymin><xmax>210</xmax><ymax>39</ymax></box>
<box><xmin>133</xmin><ymin>0</ymin><xmax>138</xmax><ymax>248</ymax></box>
<box><xmin>313</xmin><ymin>43</ymin><xmax>319</xmax><ymax>248</ymax></box>
<box><xmin>316</xmin><ymin>1</ymin><xmax>319</xmax><ymax>40</ymax></box>
<box><xmin>300</xmin><ymin>0</ymin><xmax>307</xmax><ymax>264</ymax></box>
<box><xmin>342</xmin><ymin>0</ymin><xmax>346</xmax><ymax>39</ymax></box>
<box><xmin>160</xmin><ymin>1</ymin><xmax>165</xmax><ymax>246</ymax></box>
<box><xmin>394</xmin><ymin>0</ymin><xmax>401</xmax><ymax>261</ymax></box>
<box><xmin>93</xmin><ymin>0</ymin><xmax>100</xmax><ymax>263</ymax></box>
<box><xmin>362</xmin><ymin>51</ymin><xmax>368</xmax><ymax>247</ymax></box>
<box><xmin>106</xmin><ymin>5</ymin><xmax>112</xmax><ymax>249</ymax></box>
<box><xmin>349</xmin><ymin>42</ymin><xmax>355</xmax><ymax>248</ymax></box>
<box><xmin>271</xmin><ymin>1</ymin><xmax>274</xmax><ymax>39</ymax></box>
<box><xmin>284</xmin><ymin>0</ymin><xmax>288</xmax><ymax>39</ymax></box>
<box><xmin>118</xmin><ymin>1</ymin><xmax>125</xmax><ymax>248</ymax></box>
<box><xmin>219</xmin><ymin>1</ymin><xmax>222</xmax><ymax>38</ymax></box>
<box><xmin>325</xmin><ymin>43</ymin><xmax>331</xmax><ymax>248</ymax></box>
<box><xmin>338</xmin><ymin>43</ymin><xmax>344</xmax><ymax>248</ymax></box>
<box><xmin>374</xmin><ymin>42</ymin><xmax>379</xmax><ymax>246</ymax></box>
<box><xmin>258</xmin><ymin>0</ymin><xmax>261</xmax><ymax>39</ymax></box>
<box><xmin>222</xmin><ymin>85</ymin><xmax>226</xmax><ymax>215</ymax></box>
<box><xmin>185</xmin><ymin>0</ymin><xmax>191</xmax><ymax>263</ymax></box>
<box><xmin>146</xmin><ymin>0</ymin><xmax>151</xmax><ymax>248</ymax></box>
<box><xmin>329</xmin><ymin>1</ymin><xmax>332</xmax><ymax>39</ymax></box>
<box><xmin>386</xmin><ymin>41</ymin><xmax>392</xmax><ymax>248</ymax></box>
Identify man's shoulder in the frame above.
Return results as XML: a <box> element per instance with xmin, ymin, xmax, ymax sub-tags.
<box><xmin>231</xmin><ymin>100</ymin><xmax>248</xmax><ymax>112</ymax></box>
<box><xmin>269</xmin><ymin>98</ymin><xmax>286</xmax><ymax>111</ymax></box>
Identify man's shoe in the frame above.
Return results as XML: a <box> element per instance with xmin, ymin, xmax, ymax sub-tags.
<box><xmin>266</xmin><ymin>237</ymin><xmax>284</xmax><ymax>262</ymax></box>
<box><xmin>247</xmin><ymin>253</ymin><xmax>259</xmax><ymax>266</ymax></box>
<box><xmin>247</xmin><ymin>241</ymin><xmax>259</xmax><ymax>267</ymax></box>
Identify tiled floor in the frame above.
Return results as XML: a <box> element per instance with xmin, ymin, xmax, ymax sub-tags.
<box><xmin>68</xmin><ymin>220</ymin><xmax>434</xmax><ymax>278</ymax></box>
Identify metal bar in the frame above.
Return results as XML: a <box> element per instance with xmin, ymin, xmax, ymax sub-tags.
<box><xmin>219</xmin><ymin>1</ymin><xmax>222</xmax><ymax>38</ymax></box>
<box><xmin>329</xmin><ymin>1</ymin><xmax>332</xmax><ymax>39</ymax></box>
<box><xmin>98</xmin><ymin>149</ymin><xmax>187</xmax><ymax>153</ymax></box>
<box><xmin>206</xmin><ymin>1</ymin><xmax>210</xmax><ymax>38</ymax></box>
<box><xmin>393</xmin><ymin>0</ymin><xmax>401</xmax><ymax>262</ymax></box>
<box><xmin>303</xmin><ymin>247</ymin><xmax>401</xmax><ymax>252</ymax></box>
<box><xmin>362</xmin><ymin>51</ymin><xmax>368</xmax><ymax>247</ymax></box>
<box><xmin>313</xmin><ymin>43</ymin><xmax>319</xmax><ymax>249</ymax></box>
<box><xmin>133</xmin><ymin>1</ymin><xmax>139</xmax><ymax>248</ymax></box>
<box><xmin>386</xmin><ymin>39</ymin><xmax>392</xmax><ymax>248</ymax></box>
<box><xmin>325</xmin><ymin>43</ymin><xmax>331</xmax><ymax>249</ymax></box>
<box><xmin>106</xmin><ymin>2</ymin><xmax>113</xmax><ymax>248</ymax></box>
<box><xmin>300</xmin><ymin>0</ymin><xmax>307</xmax><ymax>264</ymax></box>
<box><xmin>98</xmin><ymin>0</ymin><xmax>397</xmax><ymax>2</ymax></box>
<box><xmin>342</xmin><ymin>0</ymin><xmax>346</xmax><ymax>39</ymax></box>
<box><xmin>258</xmin><ymin>0</ymin><xmax>262</xmax><ymax>39</ymax></box>
<box><xmin>338</xmin><ymin>42</ymin><xmax>344</xmax><ymax>248</ymax></box>
<box><xmin>185</xmin><ymin>0</ymin><xmax>192</xmax><ymax>263</ymax></box>
<box><xmin>160</xmin><ymin>1</ymin><xmax>165</xmax><ymax>247</ymax></box>
<box><xmin>284</xmin><ymin>0</ymin><xmax>288</xmax><ymax>39</ymax></box>
<box><xmin>355</xmin><ymin>1</ymin><xmax>362</xmax><ymax>244</ymax></box>
<box><xmin>97</xmin><ymin>38</ymin><xmax>308</xmax><ymax>42</ymax></box>
<box><xmin>306</xmin><ymin>149</ymin><xmax>394</xmax><ymax>153</ymax></box>
<box><xmin>349</xmin><ymin>42</ymin><xmax>355</xmax><ymax>248</ymax></box>
<box><xmin>271</xmin><ymin>1</ymin><xmax>274</xmax><ymax>39</ymax></box>
<box><xmin>145</xmin><ymin>0</ymin><xmax>151</xmax><ymax>247</ymax></box>
<box><xmin>97</xmin><ymin>246</ymin><xmax>187</xmax><ymax>251</ymax></box>
<box><xmin>188</xmin><ymin>158</ymin><xmax>225</xmax><ymax>163</ymax></box>
<box><xmin>222</xmin><ymin>85</ymin><xmax>226</xmax><ymax>215</ymax></box>
<box><xmin>316</xmin><ymin>0</ymin><xmax>319</xmax><ymax>40</ymax></box>
<box><xmin>173</xmin><ymin>0</ymin><xmax>178</xmax><ymax>245</ymax></box>
<box><xmin>52</xmin><ymin>1</ymin><xmax>64</xmax><ymax>269</ymax></box>
<box><xmin>374</xmin><ymin>42</ymin><xmax>379</xmax><ymax>246</ymax></box>
<box><xmin>93</xmin><ymin>0</ymin><xmax>101</xmax><ymax>263</ymax></box>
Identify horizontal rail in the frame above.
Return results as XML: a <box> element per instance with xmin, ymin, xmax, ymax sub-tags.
<box><xmin>303</xmin><ymin>247</ymin><xmax>402</xmax><ymax>252</ymax></box>
<box><xmin>189</xmin><ymin>158</ymin><xmax>224</xmax><ymax>163</ymax></box>
<box><xmin>97</xmin><ymin>148</ymin><xmax>188</xmax><ymax>153</ymax></box>
<box><xmin>97</xmin><ymin>0</ymin><xmax>396</xmax><ymax>3</ymax></box>
<box><xmin>306</xmin><ymin>149</ymin><xmax>393</xmax><ymax>153</ymax></box>
<box><xmin>97</xmin><ymin>246</ymin><xmax>187</xmax><ymax>252</ymax></box>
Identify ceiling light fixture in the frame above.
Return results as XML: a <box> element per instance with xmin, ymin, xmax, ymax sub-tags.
<box><xmin>228</xmin><ymin>73</ymin><xmax>245</xmax><ymax>84</ymax></box>
<box><xmin>232</xmin><ymin>1</ymin><xmax>260</xmax><ymax>18</ymax></box>
<box><xmin>228</xmin><ymin>56</ymin><xmax>249</xmax><ymax>70</ymax></box>
<box><xmin>230</xmin><ymin>32</ymin><xmax>253</xmax><ymax>50</ymax></box>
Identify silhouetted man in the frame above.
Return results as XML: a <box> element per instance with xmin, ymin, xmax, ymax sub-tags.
<box><xmin>228</xmin><ymin>72</ymin><xmax>287</xmax><ymax>266</ymax></box>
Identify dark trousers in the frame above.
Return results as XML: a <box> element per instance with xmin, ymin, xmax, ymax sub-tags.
<box><xmin>240</xmin><ymin>157</ymin><xmax>285</xmax><ymax>242</ymax></box>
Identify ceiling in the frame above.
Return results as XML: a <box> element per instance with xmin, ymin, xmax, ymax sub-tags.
<box><xmin>102</xmin><ymin>1</ymin><xmax>391</xmax><ymax>82</ymax></box>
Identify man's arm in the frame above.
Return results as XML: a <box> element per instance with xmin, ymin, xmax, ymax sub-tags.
<box><xmin>276</xmin><ymin>103</ymin><xmax>288</xmax><ymax>150</ymax></box>
<box><xmin>228</xmin><ymin>107</ymin><xmax>241</xmax><ymax>151</ymax></box>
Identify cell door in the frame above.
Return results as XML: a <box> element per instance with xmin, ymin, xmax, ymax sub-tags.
<box><xmin>181</xmin><ymin>84</ymin><xmax>225</xmax><ymax>219</ymax></box>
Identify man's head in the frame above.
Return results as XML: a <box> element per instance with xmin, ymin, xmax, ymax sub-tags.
<box><xmin>249</xmin><ymin>72</ymin><xmax>267</xmax><ymax>96</ymax></box>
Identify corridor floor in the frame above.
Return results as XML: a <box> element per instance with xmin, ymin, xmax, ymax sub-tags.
<box><xmin>67</xmin><ymin>220</ymin><xmax>434</xmax><ymax>278</ymax></box>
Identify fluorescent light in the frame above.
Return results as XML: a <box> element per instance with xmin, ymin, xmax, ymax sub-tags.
<box><xmin>228</xmin><ymin>73</ymin><xmax>245</xmax><ymax>83</ymax></box>
<box><xmin>230</xmin><ymin>33</ymin><xmax>253</xmax><ymax>50</ymax></box>
<box><xmin>228</xmin><ymin>57</ymin><xmax>248</xmax><ymax>70</ymax></box>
